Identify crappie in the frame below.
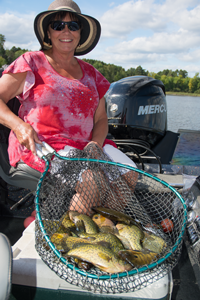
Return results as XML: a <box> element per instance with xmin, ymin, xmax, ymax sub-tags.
<box><xmin>116</xmin><ymin>223</ymin><xmax>144</xmax><ymax>250</ymax></box>
<box><xmin>118</xmin><ymin>249</ymin><xmax>158</xmax><ymax>267</ymax></box>
<box><xmin>67</xmin><ymin>243</ymin><xmax>132</xmax><ymax>274</ymax></box>
<box><xmin>142</xmin><ymin>232</ymin><xmax>167</xmax><ymax>254</ymax></box>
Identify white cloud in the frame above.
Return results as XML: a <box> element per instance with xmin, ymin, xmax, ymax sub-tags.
<box><xmin>96</xmin><ymin>0</ymin><xmax>200</xmax><ymax>76</ymax></box>
<box><xmin>0</xmin><ymin>12</ymin><xmax>39</xmax><ymax>50</ymax></box>
<box><xmin>106</xmin><ymin>29</ymin><xmax>200</xmax><ymax>55</ymax></box>
<box><xmin>1</xmin><ymin>1</ymin><xmax>200</xmax><ymax>77</ymax></box>
<box><xmin>100</xmin><ymin>0</ymin><xmax>200</xmax><ymax>38</ymax></box>
<box><xmin>100</xmin><ymin>0</ymin><xmax>166</xmax><ymax>39</ymax></box>
<box><xmin>175</xmin><ymin>4</ymin><xmax>200</xmax><ymax>32</ymax></box>
<box><xmin>177</xmin><ymin>49</ymin><xmax>200</xmax><ymax>63</ymax></box>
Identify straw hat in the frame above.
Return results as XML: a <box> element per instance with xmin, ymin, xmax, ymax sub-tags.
<box><xmin>34</xmin><ymin>0</ymin><xmax>101</xmax><ymax>55</ymax></box>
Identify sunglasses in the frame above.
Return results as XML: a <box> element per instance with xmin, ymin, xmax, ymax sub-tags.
<box><xmin>50</xmin><ymin>21</ymin><xmax>80</xmax><ymax>31</ymax></box>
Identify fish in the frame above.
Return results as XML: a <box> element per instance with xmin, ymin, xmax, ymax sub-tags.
<box><xmin>114</xmin><ymin>234</ymin><xmax>133</xmax><ymax>250</ymax></box>
<box><xmin>116</xmin><ymin>223</ymin><xmax>144</xmax><ymax>251</ymax></box>
<box><xmin>61</xmin><ymin>212</ymin><xmax>76</xmax><ymax>229</ymax></box>
<box><xmin>50</xmin><ymin>233</ymin><xmax>71</xmax><ymax>250</ymax></box>
<box><xmin>118</xmin><ymin>249</ymin><xmax>158</xmax><ymax>268</ymax></box>
<box><xmin>71</xmin><ymin>213</ymin><xmax>99</xmax><ymax>235</ymax></box>
<box><xmin>79</xmin><ymin>232</ymin><xmax>125</xmax><ymax>253</ymax></box>
<box><xmin>142</xmin><ymin>231</ymin><xmax>167</xmax><ymax>254</ymax></box>
<box><xmin>94</xmin><ymin>233</ymin><xmax>125</xmax><ymax>253</ymax></box>
<box><xmin>62</xmin><ymin>236</ymin><xmax>95</xmax><ymax>252</ymax></box>
<box><xmin>92</xmin><ymin>207</ymin><xmax>142</xmax><ymax>230</ymax></box>
<box><xmin>67</xmin><ymin>256</ymin><xmax>93</xmax><ymax>271</ymax></box>
<box><xmin>99</xmin><ymin>226</ymin><xmax>118</xmax><ymax>234</ymax></box>
<box><xmin>66</xmin><ymin>243</ymin><xmax>132</xmax><ymax>274</ymax></box>
<box><xmin>143</xmin><ymin>223</ymin><xmax>166</xmax><ymax>240</ymax></box>
<box><xmin>75</xmin><ymin>258</ymin><xmax>93</xmax><ymax>271</ymax></box>
<box><xmin>92</xmin><ymin>213</ymin><xmax>115</xmax><ymax>227</ymax></box>
<box><xmin>92</xmin><ymin>213</ymin><xmax>117</xmax><ymax>234</ymax></box>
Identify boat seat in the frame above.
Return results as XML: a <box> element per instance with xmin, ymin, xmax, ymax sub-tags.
<box><xmin>0</xmin><ymin>142</ymin><xmax>41</xmax><ymax>191</ymax></box>
<box><xmin>0</xmin><ymin>233</ymin><xmax>12</xmax><ymax>300</ymax></box>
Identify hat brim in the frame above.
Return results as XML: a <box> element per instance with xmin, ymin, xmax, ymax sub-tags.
<box><xmin>34</xmin><ymin>9</ymin><xmax>101</xmax><ymax>56</ymax></box>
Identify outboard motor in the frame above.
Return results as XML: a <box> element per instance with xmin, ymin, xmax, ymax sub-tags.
<box><xmin>105</xmin><ymin>76</ymin><xmax>167</xmax><ymax>147</ymax></box>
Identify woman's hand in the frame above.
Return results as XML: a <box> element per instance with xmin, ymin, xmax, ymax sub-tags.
<box><xmin>84</xmin><ymin>141</ymin><xmax>103</xmax><ymax>150</ymax></box>
<box><xmin>84</xmin><ymin>141</ymin><xmax>103</xmax><ymax>159</ymax></box>
<box><xmin>13</xmin><ymin>122</ymin><xmax>42</xmax><ymax>155</ymax></box>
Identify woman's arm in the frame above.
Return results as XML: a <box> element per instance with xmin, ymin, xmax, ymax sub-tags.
<box><xmin>0</xmin><ymin>72</ymin><xmax>41</xmax><ymax>154</ymax></box>
<box><xmin>90</xmin><ymin>96</ymin><xmax>108</xmax><ymax>148</ymax></box>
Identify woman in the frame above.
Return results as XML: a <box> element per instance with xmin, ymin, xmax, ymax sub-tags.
<box><xmin>0</xmin><ymin>0</ymin><xmax>137</xmax><ymax>214</ymax></box>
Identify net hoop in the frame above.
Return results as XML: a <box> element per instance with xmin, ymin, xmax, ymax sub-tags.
<box><xmin>35</xmin><ymin>154</ymin><xmax>187</xmax><ymax>281</ymax></box>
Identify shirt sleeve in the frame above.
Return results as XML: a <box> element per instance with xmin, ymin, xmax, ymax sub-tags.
<box><xmin>3</xmin><ymin>52</ymin><xmax>35</xmax><ymax>100</ymax></box>
<box><xmin>94</xmin><ymin>68</ymin><xmax>110</xmax><ymax>99</ymax></box>
<box><xmin>78</xmin><ymin>59</ymin><xmax>110</xmax><ymax>100</ymax></box>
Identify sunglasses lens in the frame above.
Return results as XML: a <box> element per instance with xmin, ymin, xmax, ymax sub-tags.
<box><xmin>68</xmin><ymin>21</ymin><xmax>80</xmax><ymax>31</ymax></box>
<box><xmin>51</xmin><ymin>21</ymin><xmax>64</xmax><ymax>31</ymax></box>
<box><xmin>51</xmin><ymin>21</ymin><xmax>80</xmax><ymax>31</ymax></box>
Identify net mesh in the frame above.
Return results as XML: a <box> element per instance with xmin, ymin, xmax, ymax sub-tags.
<box><xmin>35</xmin><ymin>143</ymin><xmax>187</xmax><ymax>293</ymax></box>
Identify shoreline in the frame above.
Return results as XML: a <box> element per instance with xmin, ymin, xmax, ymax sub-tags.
<box><xmin>166</xmin><ymin>92</ymin><xmax>200</xmax><ymax>97</ymax></box>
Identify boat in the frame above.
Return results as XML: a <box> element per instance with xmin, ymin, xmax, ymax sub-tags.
<box><xmin>0</xmin><ymin>74</ymin><xmax>200</xmax><ymax>299</ymax></box>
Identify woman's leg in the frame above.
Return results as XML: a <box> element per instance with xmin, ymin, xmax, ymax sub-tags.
<box><xmin>69</xmin><ymin>168</ymin><xmax>110</xmax><ymax>215</ymax></box>
<box><xmin>103</xmin><ymin>144</ymin><xmax>138</xmax><ymax>209</ymax></box>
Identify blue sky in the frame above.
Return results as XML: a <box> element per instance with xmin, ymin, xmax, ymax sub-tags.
<box><xmin>1</xmin><ymin>0</ymin><xmax>200</xmax><ymax>77</ymax></box>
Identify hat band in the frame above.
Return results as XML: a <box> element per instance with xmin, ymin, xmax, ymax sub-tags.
<box><xmin>51</xmin><ymin>6</ymin><xmax>77</xmax><ymax>12</ymax></box>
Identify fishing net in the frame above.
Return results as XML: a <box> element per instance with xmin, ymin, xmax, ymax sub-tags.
<box><xmin>35</xmin><ymin>143</ymin><xmax>187</xmax><ymax>294</ymax></box>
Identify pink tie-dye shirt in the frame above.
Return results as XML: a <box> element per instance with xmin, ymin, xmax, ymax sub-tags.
<box><xmin>3</xmin><ymin>51</ymin><xmax>112</xmax><ymax>172</ymax></box>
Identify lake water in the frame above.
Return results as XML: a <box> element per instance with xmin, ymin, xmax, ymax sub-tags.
<box><xmin>166</xmin><ymin>95</ymin><xmax>200</xmax><ymax>133</ymax></box>
<box><xmin>166</xmin><ymin>95</ymin><xmax>200</xmax><ymax>166</ymax></box>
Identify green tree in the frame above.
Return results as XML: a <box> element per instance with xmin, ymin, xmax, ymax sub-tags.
<box><xmin>181</xmin><ymin>77</ymin><xmax>190</xmax><ymax>93</ymax></box>
<box><xmin>148</xmin><ymin>72</ymin><xmax>156</xmax><ymax>79</ymax></box>
<box><xmin>5</xmin><ymin>47</ymin><xmax>28</xmax><ymax>64</ymax></box>
<box><xmin>0</xmin><ymin>56</ymin><xmax>6</xmax><ymax>68</ymax></box>
<box><xmin>173</xmin><ymin>75</ymin><xmax>183</xmax><ymax>92</ymax></box>
<box><xmin>126</xmin><ymin>67</ymin><xmax>136</xmax><ymax>77</ymax></box>
<box><xmin>0</xmin><ymin>34</ymin><xmax>6</xmax><ymax>59</ymax></box>
<box><xmin>135</xmin><ymin>65</ymin><xmax>148</xmax><ymax>76</ymax></box>
<box><xmin>179</xmin><ymin>69</ymin><xmax>188</xmax><ymax>78</ymax></box>
<box><xmin>188</xmin><ymin>78</ymin><xmax>193</xmax><ymax>92</ymax></box>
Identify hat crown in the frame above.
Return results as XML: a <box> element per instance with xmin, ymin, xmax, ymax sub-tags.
<box><xmin>48</xmin><ymin>0</ymin><xmax>81</xmax><ymax>13</ymax></box>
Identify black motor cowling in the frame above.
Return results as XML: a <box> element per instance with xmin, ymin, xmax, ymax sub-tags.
<box><xmin>105</xmin><ymin>76</ymin><xmax>167</xmax><ymax>147</ymax></box>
